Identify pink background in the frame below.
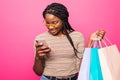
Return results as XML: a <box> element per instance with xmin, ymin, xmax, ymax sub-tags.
<box><xmin>0</xmin><ymin>0</ymin><xmax>120</xmax><ymax>80</ymax></box>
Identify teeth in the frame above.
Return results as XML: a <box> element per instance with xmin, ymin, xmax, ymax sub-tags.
<box><xmin>50</xmin><ymin>29</ymin><xmax>56</xmax><ymax>32</ymax></box>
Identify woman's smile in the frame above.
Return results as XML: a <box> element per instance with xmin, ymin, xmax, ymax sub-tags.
<box><xmin>49</xmin><ymin>29</ymin><xmax>57</xmax><ymax>34</ymax></box>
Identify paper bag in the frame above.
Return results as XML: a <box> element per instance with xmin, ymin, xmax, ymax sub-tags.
<box><xmin>98</xmin><ymin>44</ymin><xmax>120</xmax><ymax>80</ymax></box>
<box><xmin>78</xmin><ymin>48</ymin><xmax>91</xmax><ymax>80</ymax></box>
<box><xmin>90</xmin><ymin>48</ymin><xmax>103</xmax><ymax>80</ymax></box>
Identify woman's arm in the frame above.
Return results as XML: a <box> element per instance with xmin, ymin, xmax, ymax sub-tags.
<box><xmin>33</xmin><ymin>42</ymin><xmax>51</xmax><ymax>76</ymax></box>
<box><xmin>33</xmin><ymin>56</ymin><xmax>45</xmax><ymax>76</ymax></box>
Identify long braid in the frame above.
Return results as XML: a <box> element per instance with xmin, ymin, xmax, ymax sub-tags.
<box><xmin>62</xmin><ymin>21</ymin><xmax>79</xmax><ymax>58</ymax></box>
<box><xmin>43</xmin><ymin>3</ymin><xmax>80</xmax><ymax>58</ymax></box>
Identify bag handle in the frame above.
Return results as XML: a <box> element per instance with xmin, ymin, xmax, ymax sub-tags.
<box><xmin>98</xmin><ymin>37</ymin><xmax>112</xmax><ymax>48</ymax></box>
<box><xmin>91</xmin><ymin>40</ymin><xmax>101</xmax><ymax>48</ymax></box>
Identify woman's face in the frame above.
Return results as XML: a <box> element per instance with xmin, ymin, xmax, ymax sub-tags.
<box><xmin>44</xmin><ymin>13</ymin><xmax>63</xmax><ymax>36</ymax></box>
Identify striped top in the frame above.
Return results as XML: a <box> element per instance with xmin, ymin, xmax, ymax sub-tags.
<box><xmin>34</xmin><ymin>31</ymin><xmax>84</xmax><ymax>77</ymax></box>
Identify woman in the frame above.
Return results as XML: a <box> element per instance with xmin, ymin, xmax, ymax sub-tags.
<box><xmin>33</xmin><ymin>3</ymin><xmax>105</xmax><ymax>80</ymax></box>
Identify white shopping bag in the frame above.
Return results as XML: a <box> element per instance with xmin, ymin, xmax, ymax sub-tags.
<box><xmin>78</xmin><ymin>48</ymin><xmax>91</xmax><ymax>80</ymax></box>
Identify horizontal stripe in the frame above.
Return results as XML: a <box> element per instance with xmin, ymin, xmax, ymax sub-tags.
<box><xmin>34</xmin><ymin>31</ymin><xmax>84</xmax><ymax>76</ymax></box>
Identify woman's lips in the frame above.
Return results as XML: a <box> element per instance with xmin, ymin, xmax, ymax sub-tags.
<box><xmin>49</xmin><ymin>29</ymin><xmax>57</xmax><ymax>34</ymax></box>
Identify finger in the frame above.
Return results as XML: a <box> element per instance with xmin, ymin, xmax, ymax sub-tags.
<box><xmin>36</xmin><ymin>47</ymin><xmax>42</xmax><ymax>51</ymax></box>
<box><xmin>97</xmin><ymin>31</ymin><xmax>105</xmax><ymax>36</ymax></box>
<box><xmin>99</xmin><ymin>31</ymin><xmax>105</xmax><ymax>35</ymax></box>
<box><xmin>98</xmin><ymin>32</ymin><xmax>105</xmax><ymax>38</ymax></box>
<box><xmin>99</xmin><ymin>30</ymin><xmax>105</xmax><ymax>34</ymax></box>
<box><xmin>36</xmin><ymin>46</ymin><xmax>49</xmax><ymax>51</ymax></box>
<box><xmin>38</xmin><ymin>48</ymin><xmax>51</xmax><ymax>53</ymax></box>
<box><xmin>43</xmin><ymin>48</ymin><xmax>51</xmax><ymax>53</ymax></box>
<box><xmin>39</xmin><ymin>53</ymin><xmax>46</xmax><ymax>57</ymax></box>
<box><xmin>96</xmin><ymin>31</ymin><xmax>100</xmax><ymax>35</ymax></box>
<box><xmin>35</xmin><ymin>42</ymin><xmax>43</xmax><ymax>48</ymax></box>
<box><xmin>40</xmin><ymin>46</ymin><xmax>49</xmax><ymax>50</ymax></box>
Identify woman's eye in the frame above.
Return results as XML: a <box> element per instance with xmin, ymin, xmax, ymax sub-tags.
<box><xmin>53</xmin><ymin>21</ymin><xmax>58</xmax><ymax>24</ymax></box>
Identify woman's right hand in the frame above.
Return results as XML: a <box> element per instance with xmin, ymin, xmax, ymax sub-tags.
<box><xmin>35</xmin><ymin>42</ymin><xmax>51</xmax><ymax>59</ymax></box>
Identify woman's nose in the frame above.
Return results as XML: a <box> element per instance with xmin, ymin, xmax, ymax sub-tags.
<box><xmin>48</xmin><ymin>25</ymin><xmax>55</xmax><ymax>29</ymax></box>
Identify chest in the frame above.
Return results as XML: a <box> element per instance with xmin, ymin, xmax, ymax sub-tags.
<box><xmin>46</xmin><ymin>37</ymin><xmax>77</xmax><ymax>58</ymax></box>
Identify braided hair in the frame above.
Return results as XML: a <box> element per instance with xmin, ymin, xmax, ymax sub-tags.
<box><xmin>43</xmin><ymin>3</ymin><xmax>79</xmax><ymax>58</ymax></box>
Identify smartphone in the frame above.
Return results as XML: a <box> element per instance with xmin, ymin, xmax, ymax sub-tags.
<box><xmin>36</xmin><ymin>40</ymin><xmax>47</xmax><ymax>46</ymax></box>
<box><xmin>36</xmin><ymin>40</ymin><xmax>49</xmax><ymax>58</ymax></box>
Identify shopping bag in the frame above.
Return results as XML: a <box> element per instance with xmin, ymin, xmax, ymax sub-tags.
<box><xmin>98</xmin><ymin>38</ymin><xmax>120</xmax><ymax>80</ymax></box>
<box><xmin>78</xmin><ymin>48</ymin><xmax>91</xmax><ymax>80</ymax></box>
<box><xmin>89</xmin><ymin>48</ymin><xmax>103</xmax><ymax>80</ymax></box>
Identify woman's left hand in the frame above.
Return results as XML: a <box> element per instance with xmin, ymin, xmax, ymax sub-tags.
<box><xmin>90</xmin><ymin>30</ymin><xmax>105</xmax><ymax>40</ymax></box>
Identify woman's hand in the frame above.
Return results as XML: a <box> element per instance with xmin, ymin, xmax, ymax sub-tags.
<box><xmin>88</xmin><ymin>30</ymin><xmax>105</xmax><ymax>47</ymax></box>
<box><xmin>96</xmin><ymin>30</ymin><xmax>105</xmax><ymax>40</ymax></box>
<box><xmin>35</xmin><ymin>42</ymin><xmax>51</xmax><ymax>59</ymax></box>
<box><xmin>90</xmin><ymin>30</ymin><xmax>105</xmax><ymax>40</ymax></box>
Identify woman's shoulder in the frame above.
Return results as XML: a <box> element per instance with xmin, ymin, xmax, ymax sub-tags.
<box><xmin>35</xmin><ymin>32</ymin><xmax>49</xmax><ymax>39</ymax></box>
<box><xmin>70</xmin><ymin>31</ymin><xmax>84</xmax><ymax>37</ymax></box>
<box><xmin>70</xmin><ymin>31</ymin><xmax>84</xmax><ymax>42</ymax></box>
<box><xmin>69</xmin><ymin>31</ymin><xmax>84</xmax><ymax>41</ymax></box>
